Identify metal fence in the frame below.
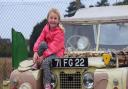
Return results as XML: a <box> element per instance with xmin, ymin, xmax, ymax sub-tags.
<box><xmin>0</xmin><ymin>0</ymin><xmax>125</xmax><ymax>89</ymax></box>
<box><xmin>0</xmin><ymin>0</ymin><xmax>123</xmax><ymax>39</ymax></box>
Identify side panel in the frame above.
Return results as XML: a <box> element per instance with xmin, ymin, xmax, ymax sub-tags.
<box><xmin>94</xmin><ymin>73</ymin><xmax>108</xmax><ymax>89</ymax></box>
<box><xmin>94</xmin><ymin>68</ymin><xmax>128</xmax><ymax>89</ymax></box>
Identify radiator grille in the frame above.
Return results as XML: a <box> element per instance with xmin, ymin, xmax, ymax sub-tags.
<box><xmin>60</xmin><ymin>72</ymin><xmax>81</xmax><ymax>89</ymax></box>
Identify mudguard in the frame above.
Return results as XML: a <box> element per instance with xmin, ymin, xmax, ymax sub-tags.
<box><xmin>10</xmin><ymin>60</ymin><xmax>43</xmax><ymax>89</ymax></box>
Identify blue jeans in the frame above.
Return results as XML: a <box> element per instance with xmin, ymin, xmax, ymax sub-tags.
<box><xmin>38</xmin><ymin>42</ymin><xmax>57</xmax><ymax>85</ymax></box>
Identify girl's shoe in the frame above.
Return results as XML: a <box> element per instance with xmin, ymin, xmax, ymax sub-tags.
<box><xmin>45</xmin><ymin>84</ymin><xmax>52</xmax><ymax>89</ymax></box>
<box><xmin>31</xmin><ymin>63</ymin><xmax>38</xmax><ymax>70</ymax></box>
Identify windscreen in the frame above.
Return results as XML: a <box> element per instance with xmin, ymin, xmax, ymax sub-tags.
<box><xmin>64</xmin><ymin>24</ymin><xmax>95</xmax><ymax>51</ymax></box>
<box><xmin>94</xmin><ymin>23</ymin><xmax>128</xmax><ymax>51</ymax></box>
<box><xmin>64</xmin><ymin>23</ymin><xmax>128</xmax><ymax>51</ymax></box>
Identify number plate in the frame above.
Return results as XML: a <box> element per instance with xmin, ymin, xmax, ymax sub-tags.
<box><xmin>52</xmin><ymin>58</ymin><xmax>88</xmax><ymax>67</ymax></box>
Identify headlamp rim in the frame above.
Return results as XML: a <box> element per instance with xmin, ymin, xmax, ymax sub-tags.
<box><xmin>82</xmin><ymin>72</ymin><xmax>94</xmax><ymax>89</ymax></box>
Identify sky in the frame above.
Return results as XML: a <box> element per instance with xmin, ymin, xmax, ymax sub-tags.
<box><xmin>0</xmin><ymin>0</ymin><xmax>122</xmax><ymax>39</ymax></box>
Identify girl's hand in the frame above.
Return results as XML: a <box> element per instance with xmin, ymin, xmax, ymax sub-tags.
<box><xmin>33</xmin><ymin>52</ymin><xmax>39</xmax><ymax>63</ymax></box>
<box><xmin>37</xmin><ymin>56</ymin><xmax>44</xmax><ymax>63</ymax></box>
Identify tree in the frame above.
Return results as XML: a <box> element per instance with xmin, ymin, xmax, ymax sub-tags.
<box><xmin>89</xmin><ymin>5</ymin><xmax>94</xmax><ymax>8</ymax></box>
<box><xmin>29</xmin><ymin>19</ymin><xmax>47</xmax><ymax>56</ymax></box>
<box><xmin>113</xmin><ymin>0</ymin><xmax>128</xmax><ymax>5</ymax></box>
<box><xmin>95</xmin><ymin>0</ymin><xmax>109</xmax><ymax>7</ymax></box>
<box><xmin>123</xmin><ymin>0</ymin><xmax>128</xmax><ymax>4</ymax></box>
<box><xmin>0</xmin><ymin>42</ymin><xmax>11</xmax><ymax>57</ymax></box>
<box><xmin>64</xmin><ymin>0</ymin><xmax>85</xmax><ymax>17</ymax></box>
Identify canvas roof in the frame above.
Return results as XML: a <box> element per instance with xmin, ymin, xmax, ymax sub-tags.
<box><xmin>61</xmin><ymin>5</ymin><xmax>128</xmax><ymax>24</ymax></box>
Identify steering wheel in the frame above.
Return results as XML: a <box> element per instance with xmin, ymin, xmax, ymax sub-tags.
<box><xmin>66</xmin><ymin>35</ymin><xmax>90</xmax><ymax>51</ymax></box>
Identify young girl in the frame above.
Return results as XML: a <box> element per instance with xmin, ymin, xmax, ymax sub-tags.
<box><xmin>33</xmin><ymin>8</ymin><xmax>65</xmax><ymax>89</ymax></box>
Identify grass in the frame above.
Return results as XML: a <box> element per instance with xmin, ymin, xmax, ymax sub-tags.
<box><xmin>0</xmin><ymin>57</ymin><xmax>12</xmax><ymax>89</ymax></box>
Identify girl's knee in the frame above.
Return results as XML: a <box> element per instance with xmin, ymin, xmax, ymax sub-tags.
<box><xmin>41</xmin><ymin>60</ymin><xmax>49</xmax><ymax>69</ymax></box>
<box><xmin>40</xmin><ymin>41</ymin><xmax>48</xmax><ymax>49</ymax></box>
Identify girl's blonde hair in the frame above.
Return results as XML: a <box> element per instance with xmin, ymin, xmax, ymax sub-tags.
<box><xmin>47</xmin><ymin>8</ymin><xmax>65</xmax><ymax>32</ymax></box>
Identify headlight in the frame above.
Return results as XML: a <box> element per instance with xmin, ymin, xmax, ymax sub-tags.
<box><xmin>83</xmin><ymin>72</ymin><xmax>94</xmax><ymax>89</ymax></box>
<box><xmin>51</xmin><ymin>73</ymin><xmax>57</xmax><ymax>89</ymax></box>
<box><xmin>19</xmin><ymin>82</ymin><xmax>32</xmax><ymax>89</ymax></box>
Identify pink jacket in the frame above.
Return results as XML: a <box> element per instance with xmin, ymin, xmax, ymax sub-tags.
<box><xmin>33</xmin><ymin>24</ymin><xmax>65</xmax><ymax>58</ymax></box>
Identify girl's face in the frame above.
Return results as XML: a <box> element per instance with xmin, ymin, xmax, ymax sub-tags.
<box><xmin>48</xmin><ymin>12</ymin><xmax>60</xmax><ymax>29</ymax></box>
